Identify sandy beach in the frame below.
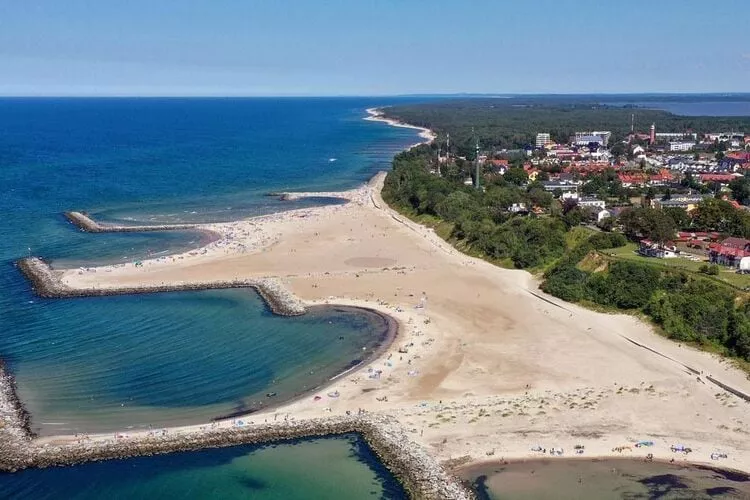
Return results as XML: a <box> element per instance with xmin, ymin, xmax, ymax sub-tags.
<box><xmin>365</xmin><ymin>107</ymin><xmax>437</xmax><ymax>147</ymax></box>
<box><xmin>36</xmin><ymin>162</ymin><xmax>750</xmax><ymax>478</ymax></box>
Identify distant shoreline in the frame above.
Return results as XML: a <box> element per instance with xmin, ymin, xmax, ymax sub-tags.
<box><xmin>364</xmin><ymin>107</ymin><xmax>436</xmax><ymax>148</ymax></box>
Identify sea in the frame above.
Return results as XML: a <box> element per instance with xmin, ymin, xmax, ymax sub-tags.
<box><xmin>0</xmin><ymin>97</ymin><xmax>422</xmax><ymax>498</ymax></box>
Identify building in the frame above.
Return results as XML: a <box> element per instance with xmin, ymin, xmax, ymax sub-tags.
<box><xmin>639</xmin><ymin>239</ymin><xmax>677</xmax><ymax>258</ymax></box>
<box><xmin>699</xmin><ymin>173</ymin><xmax>739</xmax><ymax>184</ymax></box>
<box><xmin>535</xmin><ymin>133</ymin><xmax>552</xmax><ymax>148</ymax></box>
<box><xmin>574</xmin><ymin>131</ymin><xmax>611</xmax><ymax>147</ymax></box>
<box><xmin>708</xmin><ymin>237</ymin><xmax>750</xmax><ymax>267</ymax></box>
<box><xmin>596</xmin><ymin>209</ymin><xmax>612</xmax><ymax>223</ymax></box>
<box><xmin>509</xmin><ymin>202</ymin><xmax>529</xmax><ymax>214</ymax></box>
<box><xmin>655</xmin><ymin>132</ymin><xmax>698</xmax><ymax>141</ymax></box>
<box><xmin>669</xmin><ymin>141</ymin><xmax>695</xmax><ymax>152</ymax></box>
<box><xmin>651</xmin><ymin>195</ymin><xmax>705</xmax><ymax>211</ymax></box>
<box><xmin>577</xmin><ymin>196</ymin><xmax>606</xmax><ymax>209</ymax></box>
<box><xmin>541</xmin><ymin>180</ymin><xmax>578</xmax><ymax>194</ymax></box>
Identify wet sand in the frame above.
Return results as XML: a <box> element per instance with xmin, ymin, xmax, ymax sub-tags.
<box><xmin>459</xmin><ymin>458</ymin><xmax>750</xmax><ymax>499</ymax></box>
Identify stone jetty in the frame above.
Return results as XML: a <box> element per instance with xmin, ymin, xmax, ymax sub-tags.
<box><xmin>0</xmin><ymin>413</ymin><xmax>472</xmax><ymax>499</ymax></box>
<box><xmin>64</xmin><ymin>211</ymin><xmax>199</xmax><ymax>233</ymax></box>
<box><xmin>0</xmin><ymin>360</ymin><xmax>34</xmax><ymax>471</ymax></box>
<box><xmin>16</xmin><ymin>257</ymin><xmax>306</xmax><ymax>316</ymax></box>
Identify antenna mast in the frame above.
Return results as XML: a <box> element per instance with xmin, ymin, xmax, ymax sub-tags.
<box><xmin>474</xmin><ymin>128</ymin><xmax>480</xmax><ymax>190</ymax></box>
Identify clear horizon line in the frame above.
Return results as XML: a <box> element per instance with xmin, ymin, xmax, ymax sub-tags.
<box><xmin>1</xmin><ymin>91</ymin><xmax>750</xmax><ymax>99</ymax></box>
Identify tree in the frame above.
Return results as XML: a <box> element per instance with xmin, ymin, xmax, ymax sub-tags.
<box><xmin>619</xmin><ymin>207</ymin><xmax>677</xmax><ymax>244</ymax></box>
<box><xmin>663</xmin><ymin>207</ymin><xmax>690</xmax><ymax>229</ymax></box>
<box><xmin>729</xmin><ymin>176</ymin><xmax>750</xmax><ymax>205</ymax></box>
<box><xmin>503</xmin><ymin>167</ymin><xmax>528</xmax><ymax>186</ymax></box>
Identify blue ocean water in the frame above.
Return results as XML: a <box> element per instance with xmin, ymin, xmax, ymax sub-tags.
<box><xmin>0</xmin><ymin>98</ymin><xmax>419</xmax><ymax>431</ymax></box>
<box><xmin>0</xmin><ymin>434</ymin><xmax>407</xmax><ymax>500</ymax></box>
<box><xmin>0</xmin><ymin>98</ymin><xmax>420</xmax><ymax>494</ymax></box>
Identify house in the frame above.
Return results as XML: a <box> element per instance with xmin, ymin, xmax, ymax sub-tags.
<box><xmin>541</xmin><ymin>180</ymin><xmax>578</xmax><ymax>194</ymax></box>
<box><xmin>651</xmin><ymin>195</ymin><xmax>705</xmax><ymax>212</ymax></box>
<box><xmin>699</xmin><ymin>173</ymin><xmax>739</xmax><ymax>184</ymax></box>
<box><xmin>639</xmin><ymin>239</ymin><xmax>678</xmax><ymax>258</ymax></box>
<box><xmin>490</xmin><ymin>159</ymin><xmax>509</xmax><ymax>174</ymax></box>
<box><xmin>577</xmin><ymin>196</ymin><xmax>606</xmax><ymax>209</ymax></box>
<box><xmin>509</xmin><ymin>202</ymin><xmax>529</xmax><ymax>214</ymax></box>
<box><xmin>596</xmin><ymin>209</ymin><xmax>612</xmax><ymax>223</ymax></box>
<box><xmin>709</xmin><ymin>237</ymin><xmax>750</xmax><ymax>267</ymax></box>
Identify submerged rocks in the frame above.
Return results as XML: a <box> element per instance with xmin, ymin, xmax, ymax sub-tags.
<box><xmin>15</xmin><ymin>258</ymin><xmax>306</xmax><ymax>316</ymax></box>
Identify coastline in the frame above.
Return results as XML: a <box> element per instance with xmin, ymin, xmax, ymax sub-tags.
<box><xmin>365</xmin><ymin>107</ymin><xmax>437</xmax><ymax>148</ymax></box>
<box><xmin>2</xmin><ymin>105</ymin><xmax>750</xmax><ymax>497</ymax></box>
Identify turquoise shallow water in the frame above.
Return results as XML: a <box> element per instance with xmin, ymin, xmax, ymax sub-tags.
<box><xmin>7</xmin><ymin>289</ymin><xmax>391</xmax><ymax>435</ymax></box>
<box><xmin>0</xmin><ymin>434</ymin><xmax>407</xmax><ymax>499</ymax></box>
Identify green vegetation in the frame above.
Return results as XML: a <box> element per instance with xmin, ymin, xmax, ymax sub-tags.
<box><xmin>381</xmin><ymin>100</ymin><xmax>750</xmax><ymax>365</ymax></box>
<box><xmin>382</xmin><ymin>146</ymin><xmax>750</xmax><ymax>364</ymax></box>
<box><xmin>383</xmin><ymin>146</ymin><xmax>565</xmax><ymax>270</ymax></box>
<box><xmin>543</xmin><ymin>244</ymin><xmax>750</xmax><ymax>361</ymax></box>
<box><xmin>384</xmin><ymin>99</ymin><xmax>750</xmax><ymax>156</ymax></box>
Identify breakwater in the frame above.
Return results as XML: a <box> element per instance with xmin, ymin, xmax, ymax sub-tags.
<box><xmin>2</xmin><ymin>414</ymin><xmax>473</xmax><ymax>500</ymax></box>
<box><xmin>64</xmin><ymin>211</ymin><xmax>199</xmax><ymax>233</ymax></box>
<box><xmin>0</xmin><ymin>360</ymin><xmax>34</xmax><ymax>471</ymax></box>
<box><xmin>16</xmin><ymin>257</ymin><xmax>306</xmax><ymax>316</ymax></box>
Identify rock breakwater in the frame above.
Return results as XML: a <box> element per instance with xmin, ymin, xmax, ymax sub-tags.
<box><xmin>16</xmin><ymin>257</ymin><xmax>306</xmax><ymax>316</ymax></box>
<box><xmin>2</xmin><ymin>414</ymin><xmax>472</xmax><ymax>499</ymax></box>
<box><xmin>0</xmin><ymin>360</ymin><xmax>34</xmax><ymax>472</ymax></box>
<box><xmin>64</xmin><ymin>211</ymin><xmax>199</xmax><ymax>233</ymax></box>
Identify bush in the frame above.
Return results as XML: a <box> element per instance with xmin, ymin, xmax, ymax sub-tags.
<box><xmin>588</xmin><ymin>232</ymin><xmax>627</xmax><ymax>250</ymax></box>
<box><xmin>699</xmin><ymin>264</ymin><xmax>720</xmax><ymax>276</ymax></box>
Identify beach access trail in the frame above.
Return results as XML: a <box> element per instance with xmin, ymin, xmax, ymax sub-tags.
<box><xmin>42</xmin><ymin>170</ymin><xmax>750</xmax><ymax>476</ymax></box>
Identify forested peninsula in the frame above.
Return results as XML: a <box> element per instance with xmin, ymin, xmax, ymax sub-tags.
<box><xmin>381</xmin><ymin>99</ymin><xmax>750</xmax><ymax>367</ymax></box>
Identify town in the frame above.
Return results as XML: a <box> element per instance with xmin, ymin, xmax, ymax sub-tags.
<box><xmin>445</xmin><ymin>120</ymin><xmax>750</xmax><ymax>277</ymax></box>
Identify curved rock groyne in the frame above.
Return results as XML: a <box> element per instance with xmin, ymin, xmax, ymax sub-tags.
<box><xmin>64</xmin><ymin>211</ymin><xmax>199</xmax><ymax>233</ymax></box>
<box><xmin>4</xmin><ymin>414</ymin><xmax>472</xmax><ymax>499</ymax></box>
<box><xmin>16</xmin><ymin>257</ymin><xmax>306</xmax><ymax>316</ymax></box>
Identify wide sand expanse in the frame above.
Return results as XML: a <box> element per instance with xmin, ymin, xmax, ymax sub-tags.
<box><xmin>51</xmin><ymin>173</ymin><xmax>750</xmax><ymax>474</ymax></box>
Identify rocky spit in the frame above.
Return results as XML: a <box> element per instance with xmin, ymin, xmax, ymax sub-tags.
<box><xmin>64</xmin><ymin>211</ymin><xmax>199</xmax><ymax>233</ymax></box>
<box><xmin>16</xmin><ymin>257</ymin><xmax>306</xmax><ymax>316</ymax></box>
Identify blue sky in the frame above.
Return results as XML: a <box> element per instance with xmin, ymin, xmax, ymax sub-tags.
<box><xmin>1</xmin><ymin>0</ymin><xmax>748</xmax><ymax>96</ymax></box>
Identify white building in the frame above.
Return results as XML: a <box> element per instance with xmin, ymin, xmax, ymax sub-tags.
<box><xmin>536</xmin><ymin>133</ymin><xmax>551</xmax><ymax>148</ymax></box>
<box><xmin>577</xmin><ymin>197</ymin><xmax>606</xmax><ymax>209</ymax></box>
<box><xmin>597</xmin><ymin>209</ymin><xmax>612</xmax><ymax>223</ymax></box>
<box><xmin>669</xmin><ymin>141</ymin><xmax>694</xmax><ymax>152</ymax></box>
<box><xmin>574</xmin><ymin>131</ymin><xmax>611</xmax><ymax>147</ymax></box>
<box><xmin>655</xmin><ymin>132</ymin><xmax>698</xmax><ymax>141</ymax></box>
